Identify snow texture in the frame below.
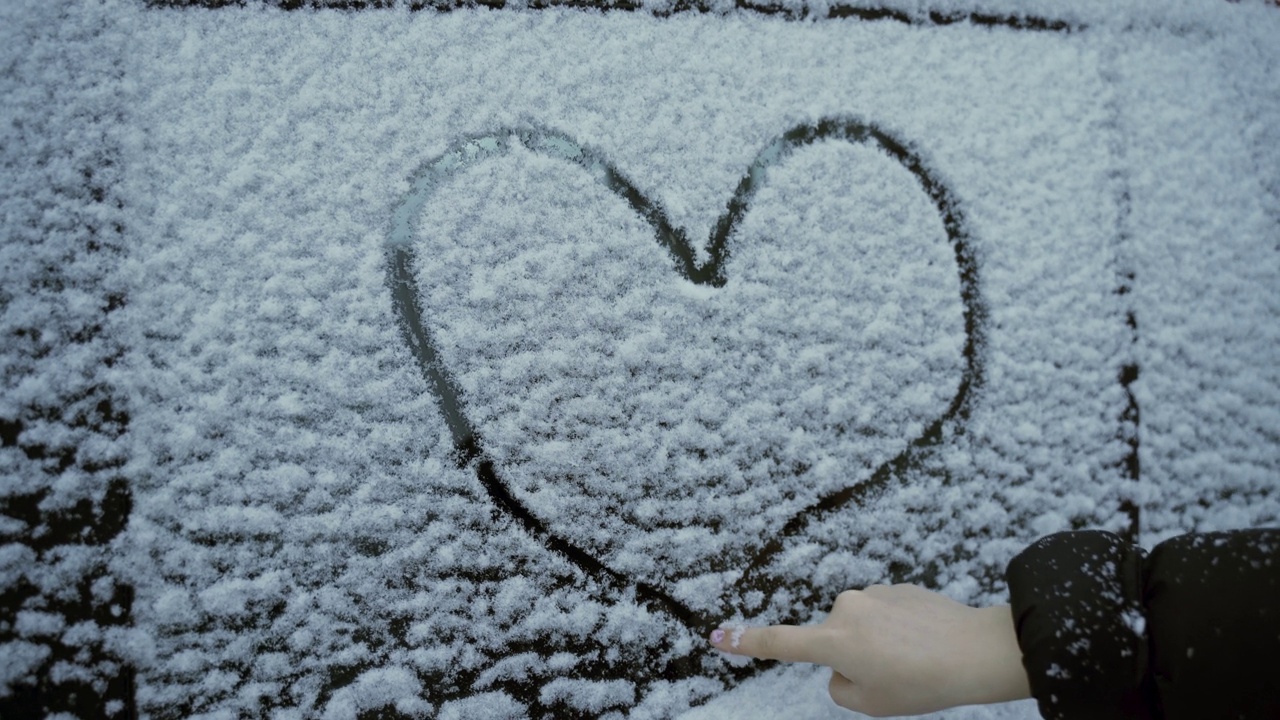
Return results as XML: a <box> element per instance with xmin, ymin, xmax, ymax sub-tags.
<box><xmin>1</xmin><ymin>0</ymin><xmax>133</xmax><ymax>716</ymax></box>
<box><xmin>1</xmin><ymin>0</ymin><xmax>1278</xmax><ymax>718</ymax></box>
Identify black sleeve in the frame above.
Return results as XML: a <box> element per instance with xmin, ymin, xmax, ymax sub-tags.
<box><xmin>1006</xmin><ymin>528</ymin><xmax>1280</xmax><ymax>720</ymax></box>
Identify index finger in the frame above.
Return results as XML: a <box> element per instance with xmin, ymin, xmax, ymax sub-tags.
<box><xmin>709</xmin><ymin>624</ymin><xmax>831</xmax><ymax>665</ymax></box>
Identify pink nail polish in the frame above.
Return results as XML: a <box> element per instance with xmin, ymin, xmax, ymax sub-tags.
<box><xmin>710</xmin><ymin>628</ymin><xmax>725</xmax><ymax>645</ymax></box>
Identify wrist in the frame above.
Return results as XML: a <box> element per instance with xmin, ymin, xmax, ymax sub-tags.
<box><xmin>955</xmin><ymin>605</ymin><xmax>1032</xmax><ymax>707</ymax></box>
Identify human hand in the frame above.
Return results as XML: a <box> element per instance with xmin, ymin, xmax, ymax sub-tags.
<box><xmin>709</xmin><ymin>584</ymin><xmax>1030</xmax><ymax>717</ymax></box>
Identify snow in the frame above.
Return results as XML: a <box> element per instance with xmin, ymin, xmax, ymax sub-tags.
<box><xmin>321</xmin><ymin>666</ymin><xmax>428</xmax><ymax>720</ymax></box>
<box><xmin>681</xmin><ymin>662</ymin><xmax>1044</xmax><ymax>720</ymax></box>
<box><xmin>2</xmin><ymin>0</ymin><xmax>1278</xmax><ymax>718</ymax></box>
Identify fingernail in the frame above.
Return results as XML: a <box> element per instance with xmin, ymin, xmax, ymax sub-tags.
<box><xmin>710</xmin><ymin>628</ymin><xmax>725</xmax><ymax>645</ymax></box>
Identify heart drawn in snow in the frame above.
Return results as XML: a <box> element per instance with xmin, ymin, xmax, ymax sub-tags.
<box><xmin>386</xmin><ymin>118</ymin><xmax>985</xmax><ymax>693</ymax></box>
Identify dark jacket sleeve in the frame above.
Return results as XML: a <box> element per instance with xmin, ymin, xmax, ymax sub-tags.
<box><xmin>1006</xmin><ymin>528</ymin><xmax>1280</xmax><ymax>720</ymax></box>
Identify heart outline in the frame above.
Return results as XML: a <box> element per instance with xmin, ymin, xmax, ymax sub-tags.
<box><xmin>385</xmin><ymin>116</ymin><xmax>986</xmax><ymax>683</ymax></box>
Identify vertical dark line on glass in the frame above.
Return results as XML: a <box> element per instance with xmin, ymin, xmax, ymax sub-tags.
<box><xmin>1102</xmin><ymin>49</ymin><xmax>1141</xmax><ymax>544</ymax></box>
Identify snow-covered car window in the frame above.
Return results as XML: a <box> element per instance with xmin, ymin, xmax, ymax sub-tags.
<box><xmin>2</xmin><ymin>1</ymin><xmax>1277</xmax><ymax>718</ymax></box>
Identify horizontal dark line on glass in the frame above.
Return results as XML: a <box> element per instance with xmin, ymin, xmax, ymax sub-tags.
<box><xmin>146</xmin><ymin>0</ymin><xmax>1082</xmax><ymax>32</ymax></box>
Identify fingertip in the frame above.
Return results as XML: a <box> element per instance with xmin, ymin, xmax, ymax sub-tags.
<box><xmin>708</xmin><ymin>625</ymin><xmax>742</xmax><ymax>649</ymax></box>
<box><xmin>708</xmin><ymin>624</ymin><xmax>749</xmax><ymax>654</ymax></box>
<box><xmin>709</xmin><ymin>625</ymin><xmax>755</xmax><ymax>667</ymax></box>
